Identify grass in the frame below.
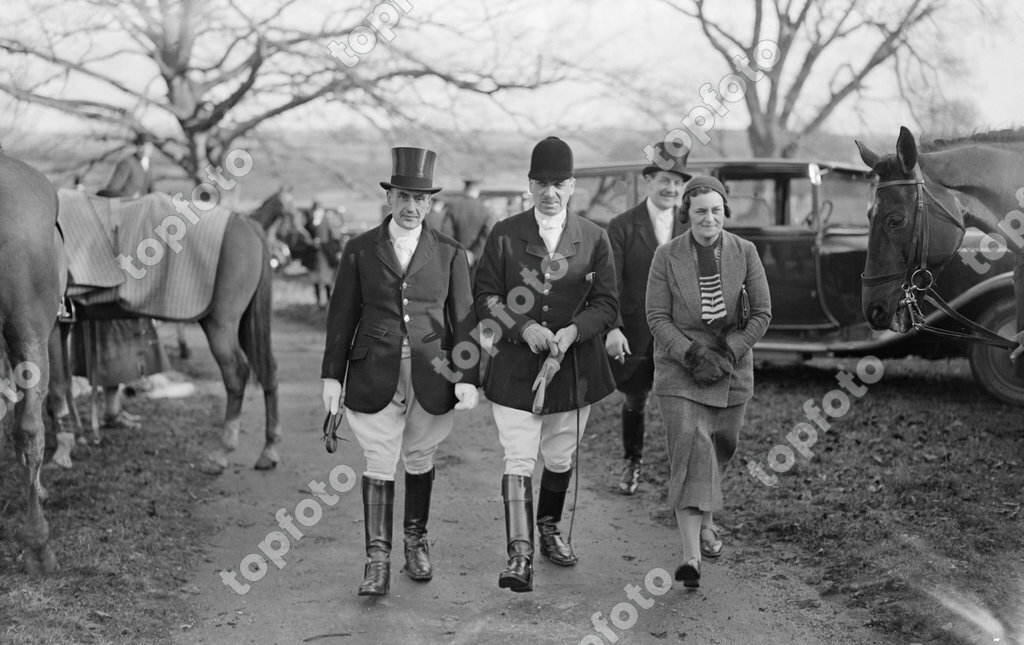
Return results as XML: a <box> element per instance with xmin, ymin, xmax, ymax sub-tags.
<box><xmin>0</xmin><ymin>384</ymin><xmax>222</xmax><ymax>643</ymax></box>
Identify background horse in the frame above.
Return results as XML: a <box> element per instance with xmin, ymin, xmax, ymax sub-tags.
<box><xmin>173</xmin><ymin>187</ymin><xmax>296</xmax><ymax>358</ymax></box>
<box><xmin>0</xmin><ymin>152</ymin><xmax>64</xmax><ymax>573</ymax></box>
<box><xmin>856</xmin><ymin>126</ymin><xmax>1024</xmax><ymax>403</ymax></box>
<box><xmin>54</xmin><ymin>204</ymin><xmax>282</xmax><ymax>476</ymax></box>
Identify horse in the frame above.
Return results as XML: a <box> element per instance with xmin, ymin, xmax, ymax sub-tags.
<box><xmin>173</xmin><ymin>187</ymin><xmax>296</xmax><ymax>358</ymax></box>
<box><xmin>856</xmin><ymin>126</ymin><xmax>1024</xmax><ymax>402</ymax></box>
<box><xmin>52</xmin><ymin>195</ymin><xmax>282</xmax><ymax>476</ymax></box>
<box><xmin>0</xmin><ymin>151</ymin><xmax>65</xmax><ymax>574</ymax></box>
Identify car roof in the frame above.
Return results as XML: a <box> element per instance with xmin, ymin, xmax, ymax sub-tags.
<box><xmin>576</xmin><ymin>157</ymin><xmax>872</xmax><ymax>177</ymax></box>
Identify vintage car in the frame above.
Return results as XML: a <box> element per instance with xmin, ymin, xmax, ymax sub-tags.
<box><xmin>571</xmin><ymin>158</ymin><xmax>1024</xmax><ymax>405</ymax></box>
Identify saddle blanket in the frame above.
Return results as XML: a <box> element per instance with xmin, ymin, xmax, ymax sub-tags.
<box><xmin>57</xmin><ymin>189</ymin><xmax>233</xmax><ymax>320</ymax></box>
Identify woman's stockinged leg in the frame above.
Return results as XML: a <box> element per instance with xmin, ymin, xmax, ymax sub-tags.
<box><xmin>675</xmin><ymin>507</ymin><xmax>702</xmax><ymax>562</ymax></box>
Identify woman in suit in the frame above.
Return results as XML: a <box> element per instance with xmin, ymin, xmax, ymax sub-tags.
<box><xmin>645</xmin><ymin>175</ymin><xmax>771</xmax><ymax>588</ymax></box>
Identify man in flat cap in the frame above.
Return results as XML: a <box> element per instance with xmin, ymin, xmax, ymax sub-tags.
<box><xmin>321</xmin><ymin>146</ymin><xmax>479</xmax><ymax>597</ymax></box>
<box><xmin>605</xmin><ymin>142</ymin><xmax>691</xmax><ymax>496</ymax></box>
<box><xmin>474</xmin><ymin>136</ymin><xmax>618</xmax><ymax>592</ymax></box>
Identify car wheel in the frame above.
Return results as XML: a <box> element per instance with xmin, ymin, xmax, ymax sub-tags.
<box><xmin>968</xmin><ymin>298</ymin><xmax>1024</xmax><ymax>406</ymax></box>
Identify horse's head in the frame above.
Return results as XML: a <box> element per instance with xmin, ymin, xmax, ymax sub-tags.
<box><xmin>856</xmin><ymin>126</ymin><xmax>966</xmax><ymax>332</ymax></box>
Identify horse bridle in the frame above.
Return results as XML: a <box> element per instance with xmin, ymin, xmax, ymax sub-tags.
<box><xmin>862</xmin><ymin>172</ymin><xmax>1015</xmax><ymax>349</ymax></box>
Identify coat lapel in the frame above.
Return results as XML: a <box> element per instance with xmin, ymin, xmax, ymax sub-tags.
<box><xmin>404</xmin><ymin>226</ymin><xmax>436</xmax><ymax>278</ymax></box>
<box><xmin>669</xmin><ymin>231</ymin><xmax>703</xmax><ymax>316</ymax></box>
<box><xmin>632</xmin><ymin>202</ymin><xmax>659</xmax><ymax>253</ymax></box>
<box><xmin>373</xmin><ymin>218</ymin><xmax>404</xmax><ymax>277</ymax></box>
<box><xmin>519</xmin><ymin>209</ymin><xmax>549</xmax><ymax>259</ymax></box>
<box><xmin>554</xmin><ymin>212</ymin><xmax>582</xmax><ymax>259</ymax></box>
<box><xmin>719</xmin><ymin>232</ymin><xmax>743</xmax><ymax>317</ymax></box>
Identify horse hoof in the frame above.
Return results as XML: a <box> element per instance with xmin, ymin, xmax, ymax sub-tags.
<box><xmin>23</xmin><ymin>546</ymin><xmax>57</xmax><ymax>575</ymax></box>
<box><xmin>254</xmin><ymin>454</ymin><xmax>278</xmax><ymax>471</ymax></box>
<box><xmin>197</xmin><ymin>455</ymin><xmax>227</xmax><ymax>476</ymax></box>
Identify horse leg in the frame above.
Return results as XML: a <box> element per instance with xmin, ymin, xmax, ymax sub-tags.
<box><xmin>176</xmin><ymin>323</ymin><xmax>190</xmax><ymax>359</ymax></box>
<box><xmin>45</xmin><ymin>323</ymin><xmax>75</xmax><ymax>469</ymax></box>
<box><xmin>6</xmin><ymin>321</ymin><xmax>58</xmax><ymax>574</ymax></box>
<box><xmin>196</xmin><ymin>318</ymin><xmax>248</xmax><ymax>475</ymax></box>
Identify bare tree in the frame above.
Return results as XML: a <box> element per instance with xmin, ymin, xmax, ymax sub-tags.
<box><xmin>657</xmin><ymin>0</ymin><xmax>995</xmax><ymax>157</ymax></box>
<box><xmin>0</xmin><ymin>0</ymin><xmax>561</xmax><ymax>184</ymax></box>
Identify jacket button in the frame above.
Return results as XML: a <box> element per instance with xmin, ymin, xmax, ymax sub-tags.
<box><xmin>403</xmin><ymin>298</ymin><xmax>409</xmax><ymax>305</ymax></box>
<box><xmin>404</xmin><ymin>314</ymin><xmax>410</xmax><ymax>322</ymax></box>
<box><xmin>543</xmin><ymin>289</ymin><xmax>550</xmax><ymax>295</ymax></box>
<box><xmin>544</xmin><ymin>273</ymin><xmax>551</xmax><ymax>279</ymax></box>
<box><xmin>402</xmin><ymin>282</ymin><xmax>408</xmax><ymax>289</ymax></box>
<box><xmin>541</xmin><ymin>321</ymin><xmax>548</xmax><ymax>327</ymax></box>
<box><xmin>542</xmin><ymin>305</ymin><xmax>549</xmax><ymax>312</ymax></box>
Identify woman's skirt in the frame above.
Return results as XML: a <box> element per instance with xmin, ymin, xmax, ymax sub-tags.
<box><xmin>657</xmin><ymin>396</ymin><xmax>747</xmax><ymax>512</ymax></box>
<box><xmin>71</xmin><ymin>318</ymin><xmax>170</xmax><ymax>387</ymax></box>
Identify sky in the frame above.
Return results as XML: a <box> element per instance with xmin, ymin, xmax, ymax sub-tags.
<box><xmin>1</xmin><ymin>0</ymin><xmax>1021</xmax><ymax>146</ymax></box>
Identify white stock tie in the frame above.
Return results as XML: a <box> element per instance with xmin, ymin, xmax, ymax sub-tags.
<box><xmin>394</xmin><ymin>237</ymin><xmax>416</xmax><ymax>271</ymax></box>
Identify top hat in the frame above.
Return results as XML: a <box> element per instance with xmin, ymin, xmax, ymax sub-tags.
<box><xmin>380</xmin><ymin>147</ymin><xmax>443</xmax><ymax>194</ymax></box>
<box><xmin>528</xmin><ymin>136</ymin><xmax>574</xmax><ymax>182</ymax></box>
<box><xmin>643</xmin><ymin>142</ymin><xmax>692</xmax><ymax>181</ymax></box>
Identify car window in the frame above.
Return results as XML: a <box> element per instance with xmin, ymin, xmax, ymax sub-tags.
<box><xmin>820</xmin><ymin>172</ymin><xmax>873</xmax><ymax>227</ymax></box>
<box><xmin>720</xmin><ymin>178</ymin><xmax>775</xmax><ymax>228</ymax></box>
<box><xmin>571</xmin><ymin>174</ymin><xmax>632</xmax><ymax>226</ymax></box>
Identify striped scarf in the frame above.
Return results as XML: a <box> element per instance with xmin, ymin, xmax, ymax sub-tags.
<box><xmin>694</xmin><ymin>236</ymin><xmax>725</xmax><ymax>324</ymax></box>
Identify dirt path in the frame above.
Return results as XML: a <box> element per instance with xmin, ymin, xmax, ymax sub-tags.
<box><xmin>170</xmin><ymin>317</ymin><xmax>889</xmax><ymax>645</ymax></box>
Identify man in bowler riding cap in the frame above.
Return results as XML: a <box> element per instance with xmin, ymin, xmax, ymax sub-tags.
<box><xmin>605</xmin><ymin>142</ymin><xmax>691</xmax><ymax>495</ymax></box>
<box><xmin>321</xmin><ymin>146</ymin><xmax>479</xmax><ymax>596</ymax></box>
<box><xmin>474</xmin><ymin>136</ymin><xmax>618</xmax><ymax>592</ymax></box>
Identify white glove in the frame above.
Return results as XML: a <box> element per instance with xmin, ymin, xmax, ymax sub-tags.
<box><xmin>454</xmin><ymin>383</ymin><xmax>479</xmax><ymax>410</ymax></box>
<box><xmin>322</xmin><ymin>378</ymin><xmax>342</xmax><ymax>415</ymax></box>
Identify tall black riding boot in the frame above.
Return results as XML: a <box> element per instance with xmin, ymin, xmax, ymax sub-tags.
<box><xmin>537</xmin><ymin>467</ymin><xmax>578</xmax><ymax>567</ymax></box>
<box><xmin>403</xmin><ymin>468</ymin><xmax>434</xmax><ymax>581</ymax></box>
<box><xmin>498</xmin><ymin>474</ymin><xmax>534</xmax><ymax>593</ymax></box>
<box><xmin>620</xmin><ymin>406</ymin><xmax>645</xmax><ymax>495</ymax></box>
<box><xmin>358</xmin><ymin>476</ymin><xmax>394</xmax><ymax>596</ymax></box>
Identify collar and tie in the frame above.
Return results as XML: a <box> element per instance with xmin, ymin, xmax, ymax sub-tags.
<box><xmin>535</xmin><ymin>208</ymin><xmax>567</xmax><ymax>254</ymax></box>
<box><xmin>388</xmin><ymin>219</ymin><xmax>421</xmax><ymax>271</ymax></box>
<box><xmin>646</xmin><ymin>198</ymin><xmax>674</xmax><ymax>246</ymax></box>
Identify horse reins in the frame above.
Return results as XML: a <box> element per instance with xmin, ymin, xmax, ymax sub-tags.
<box><xmin>863</xmin><ymin>174</ymin><xmax>1016</xmax><ymax>350</ymax></box>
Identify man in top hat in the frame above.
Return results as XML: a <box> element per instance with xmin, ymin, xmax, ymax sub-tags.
<box><xmin>321</xmin><ymin>146</ymin><xmax>479</xmax><ymax>597</ymax></box>
<box><xmin>605</xmin><ymin>142</ymin><xmax>692</xmax><ymax>496</ymax></box>
<box><xmin>473</xmin><ymin>136</ymin><xmax>618</xmax><ymax>592</ymax></box>
<box><xmin>444</xmin><ymin>178</ymin><xmax>492</xmax><ymax>270</ymax></box>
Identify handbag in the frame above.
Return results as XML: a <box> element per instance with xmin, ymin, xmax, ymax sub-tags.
<box><xmin>736</xmin><ymin>284</ymin><xmax>750</xmax><ymax>330</ymax></box>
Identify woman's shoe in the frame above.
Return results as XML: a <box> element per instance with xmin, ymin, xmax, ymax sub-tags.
<box><xmin>700</xmin><ymin>525</ymin><xmax>723</xmax><ymax>559</ymax></box>
<box><xmin>675</xmin><ymin>558</ymin><xmax>701</xmax><ymax>588</ymax></box>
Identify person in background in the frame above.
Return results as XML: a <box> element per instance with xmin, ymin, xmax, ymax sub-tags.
<box><xmin>444</xmin><ymin>178</ymin><xmax>491</xmax><ymax>271</ymax></box>
<box><xmin>645</xmin><ymin>175</ymin><xmax>771</xmax><ymax>589</ymax></box>
<box><xmin>321</xmin><ymin>146</ymin><xmax>479</xmax><ymax>597</ymax></box>
<box><xmin>604</xmin><ymin>142</ymin><xmax>691</xmax><ymax>496</ymax></box>
<box><xmin>77</xmin><ymin>132</ymin><xmax>168</xmax><ymax>429</ymax></box>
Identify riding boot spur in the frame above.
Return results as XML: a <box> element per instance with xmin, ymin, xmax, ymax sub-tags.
<box><xmin>498</xmin><ymin>474</ymin><xmax>534</xmax><ymax>593</ymax></box>
<box><xmin>403</xmin><ymin>468</ymin><xmax>434</xmax><ymax>581</ymax></box>
<box><xmin>358</xmin><ymin>476</ymin><xmax>394</xmax><ymax>596</ymax></box>
<box><xmin>537</xmin><ymin>467</ymin><xmax>578</xmax><ymax>567</ymax></box>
